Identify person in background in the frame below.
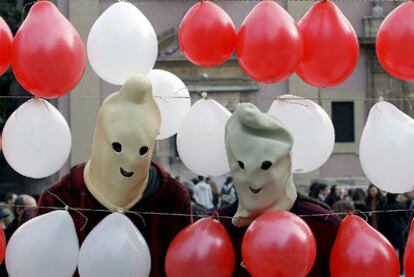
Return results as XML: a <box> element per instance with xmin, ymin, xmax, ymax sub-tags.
<box><xmin>366</xmin><ymin>184</ymin><xmax>385</xmax><ymax>230</ymax></box>
<box><xmin>206</xmin><ymin>177</ymin><xmax>219</xmax><ymax>209</ymax></box>
<box><xmin>332</xmin><ymin>200</ymin><xmax>355</xmax><ymax>219</ymax></box>
<box><xmin>325</xmin><ymin>185</ymin><xmax>342</xmax><ymax>207</ymax></box>
<box><xmin>0</xmin><ymin>195</ymin><xmax>36</xmax><ymax>277</ymax></box>
<box><xmin>186</xmin><ymin>185</ymin><xmax>208</xmax><ymax>217</ymax></box>
<box><xmin>177</xmin><ymin>176</ymin><xmax>196</xmax><ymax>198</ymax></box>
<box><xmin>404</xmin><ymin>190</ymin><xmax>414</xmax><ymax>210</ymax></box>
<box><xmin>220</xmin><ymin>177</ymin><xmax>237</xmax><ymax>208</ymax></box>
<box><xmin>318</xmin><ymin>184</ymin><xmax>330</xmax><ymax>203</ymax></box>
<box><xmin>0</xmin><ymin>209</ymin><xmax>10</xmax><ymax>276</ymax></box>
<box><xmin>0</xmin><ymin>210</ymin><xmax>9</xmax><ymax>230</ymax></box>
<box><xmin>308</xmin><ymin>182</ymin><xmax>320</xmax><ymax>200</ymax></box>
<box><xmin>1</xmin><ymin>192</ymin><xmax>17</xmax><ymax>229</ymax></box>
<box><xmin>193</xmin><ymin>176</ymin><xmax>213</xmax><ymax>210</ymax></box>
<box><xmin>397</xmin><ymin>193</ymin><xmax>408</xmax><ymax>203</ymax></box>
<box><xmin>382</xmin><ymin>193</ymin><xmax>409</xmax><ymax>274</ymax></box>
<box><xmin>352</xmin><ymin>188</ymin><xmax>368</xmax><ymax>215</ymax></box>
<box><xmin>5</xmin><ymin>194</ymin><xmax>37</xmax><ymax>240</ymax></box>
<box><xmin>181</xmin><ymin>179</ymin><xmax>194</xmax><ymax>193</ymax></box>
<box><xmin>345</xmin><ymin>188</ymin><xmax>355</xmax><ymax>202</ymax></box>
<box><xmin>309</xmin><ymin>182</ymin><xmax>329</xmax><ymax>203</ymax></box>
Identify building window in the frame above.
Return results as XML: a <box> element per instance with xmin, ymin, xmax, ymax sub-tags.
<box><xmin>332</xmin><ymin>102</ymin><xmax>355</xmax><ymax>143</ymax></box>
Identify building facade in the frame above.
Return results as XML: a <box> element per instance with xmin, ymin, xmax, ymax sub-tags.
<box><xmin>1</xmin><ymin>0</ymin><xmax>411</xmax><ymax>194</ymax></box>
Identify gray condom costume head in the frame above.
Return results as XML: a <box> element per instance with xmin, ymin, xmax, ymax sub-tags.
<box><xmin>225</xmin><ymin>103</ymin><xmax>297</xmax><ymax>227</ymax></box>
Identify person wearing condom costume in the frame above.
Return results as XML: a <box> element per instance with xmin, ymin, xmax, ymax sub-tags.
<box><xmin>37</xmin><ymin>75</ymin><xmax>192</xmax><ymax>276</ymax></box>
<box><xmin>219</xmin><ymin>103</ymin><xmax>341</xmax><ymax>276</ymax></box>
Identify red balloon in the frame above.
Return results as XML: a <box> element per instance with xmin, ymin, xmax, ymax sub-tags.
<box><xmin>377</xmin><ymin>1</ymin><xmax>414</xmax><ymax>80</ymax></box>
<box><xmin>179</xmin><ymin>1</ymin><xmax>237</xmax><ymax>67</ymax></box>
<box><xmin>404</xmin><ymin>218</ymin><xmax>414</xmax><ymax>276</ymax></box>
<box><xmin>165</xmin><ymin>217</ymin><xmax>234</xmax><ymax>277</ymax></box>
<box><xmin>242</xmin><ymin>211</ymin><xmax>316</xmax><ymax>276</ymax></box>
<box><xmin>12</xmin><ymin>1</ymin><xmax>86</xmax><ymax>98</ymax></box>
<box><xmin>0</xmin><ymin>227</ymin><xmax>5</xmax><ymax>263</ymax></box>
<box><xmin>296</xmin><ymin>1</ymin><xmax>359</xmax><ymax>88</ymax></box>
<box><xmin>330</xmin><ymin>214</ymin><xmax>399</xmax><ymax>277</ymax></box>
<box><xmin>236</xmin><ymin>0</ymin><xmax>303</xmax><ymax>83</ymax></box>
<box><xmin>0</xmin><ymin>17</ymin><xmax>13</xmax><ymax>76</ymax></box>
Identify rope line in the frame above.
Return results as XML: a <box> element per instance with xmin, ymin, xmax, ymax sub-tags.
<box><xmin>4</xmin><ymin>203</ymin><xmax>413</xmax><ymax>220</ymax></box>
<box><xmin>1</xmin><ymin>95</ymin><xmax>413</xmax><ymax>102</ymax></box>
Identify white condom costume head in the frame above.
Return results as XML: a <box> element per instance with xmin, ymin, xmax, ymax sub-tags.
<box><xmin>225</xmin><ymin>103</ymin><xmax>297</xmax><ymax>227</ymax></box>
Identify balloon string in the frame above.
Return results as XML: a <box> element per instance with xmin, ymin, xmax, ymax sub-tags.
<box><xmin>404</xmin><ymin>209</ymin><xmax>414</xmax><ymax>235</ymax></box>
<box><xmin>21</xmin><ymin>1</ymin><xmax>36</xmax><ymax>22</ymax></box>
<box><xmin>3</xmin><ymin>203</ymin><xmax>413</xmax><ymax>221</ymax></box>
<box><xmin>45</xmin><ymin>189</ymin><xmax>89</xmax><ymax>231</ymax></box>
<box><xmin>353</xmin><ymin>209</ymin><xmax>369</xmax><ymax>221</ymax></box>
<box><xmin>3</xmin><ymin>94</ymin><xmax>414</xmax><ymax>102</ymax></box>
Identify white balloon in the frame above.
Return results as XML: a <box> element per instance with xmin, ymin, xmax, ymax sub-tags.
<box><xmin>87</xmin><ymin>2</ymin><xmax>158</xmax><ymax>85</ymax></box>
<box><xmin>147</xmin><ymin>69</ymin><xmax>191</xmax><ymax>140</ymax></box>
<box><xmin>1</xmin><ymin>98</ymin><xmax>71</xmax><ymax>178</ymax></box>
<box><xmin>267</xmin><ymin>94</ymin><xmax>335</xmax><ymax>173</ymax></box>
<box><xmin>6</xmin><ymin>211</ymin><xmax>79</xmax><ymax>277</ymax></box>
<box><xmin>78</xmin><ymin>213</ymin><xmax>151</xmax><ymax>277</ymax></box>
<box><xmin>177</xmin><ymin>98</ymin><xmax>231</xmax><ymax>176</ymax></box>
<box><xmin>360</xmin><ymin>101</ymin><xmax>414</xmax><ymax>193</ymax></box>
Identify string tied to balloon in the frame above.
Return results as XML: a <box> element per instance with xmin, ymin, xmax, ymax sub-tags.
<box><xmin>21</xmin><ymin>1</ymin><xmax>36</xmax><ymax>21</ymax></box>
<box><xmin>353</xmin><ymin>209</ymin><xmax>369</xmax><ymax>222</ymax></box>
<box><xmin>276</xmin><ymin>94</ymin><xmax>310</xmax><ymax>108</ymax></box>
<box><xmin>46</xmin><ymin>189</ymin><xmax>89</xmax><ymax>231</ymax></box>
<box><xmin>211</xmin><ymin>211</ymin><xmax>220</xmax><ymax>222</ymax></box>
<box><xmin>201</xmin><ymin>91</ymin><xmax>208</xmax><ymax>99</ymax></box>
<box><xmin>129</xmin><ymin>211</ymin><xmax>147</xmax><ymax>228</ymax></box>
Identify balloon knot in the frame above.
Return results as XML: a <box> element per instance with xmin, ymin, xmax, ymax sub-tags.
<box><xmin>201</xmin><ymin>92</ymin><xmax>208</xmax><ymax>99</ymax></box>
<box><xmin>211</xmin><ymin>211</ymin><xmax>219</xmax><ymax>221</ymax></box>
<box><xmin>117</xmin><ymin>207</ymin><xmax>125</xmax><ymax>214</ymax></box>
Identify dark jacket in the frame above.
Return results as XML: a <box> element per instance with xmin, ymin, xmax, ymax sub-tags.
<box><xmin>366</xmin><ymin>198</ymin><xmax>385</xmax><ymax>230</ymax></box>
<box><xmin>37</xmin><ymin>163</ymin><xmax>192</xmax><ymax>277</ymax></box>
<box><xmin>381</xmin><ymin>202</ymin><xmax>409</xmax><ymax>250</ymax></box>
<box><xmin>218</xmin><ymin>195</ymin><xmax>341</xmax><ymax>277</ymax></box>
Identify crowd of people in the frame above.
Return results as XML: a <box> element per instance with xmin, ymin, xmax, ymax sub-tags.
<box><xmin>0</xmin><ymin>193</ymin><xmax>37</xmax><ymax>240</ymax></box>
<box><xmin>309</xmin><ymin>182</ymin><xmax>413</xmax><ymax>271</ymax></box>
<box><xmin>176</xmin><ymin>175</ymin><xmax>237</xmax><ymax>215</ymax></box>
<box><xmin>0</xmin><ymin>193</ymin><xmax>37</xmax><ymax>275</ymax></box>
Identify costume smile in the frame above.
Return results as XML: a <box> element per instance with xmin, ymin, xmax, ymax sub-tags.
<box><xmin>249</xmin><ymin>186</ymin><xmax>262</xmax><ymax>194</ymax></box>
<box><xmin>120</xmin><ymin>167</ymin><xmax>134</xmax><ymax>177</ymax></box>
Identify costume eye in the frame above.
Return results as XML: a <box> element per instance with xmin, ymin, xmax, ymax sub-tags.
<box><xmin>139</xmin><ymin>146</ymin><xmax>149</xmax><ymax>156</ymax></box>
<box><xmin>112</xmin><ymin>142</ymin><xmax>122</xmax><ymax>153</ymax></box>
<box><xmin>261</xmin><ymin>161</ymin><xmax>272</xmax><ymax>170</ymax></box>
<box><xmin>238</xmin><ymin>161</ymin><xmax>245</xmax><ymax>170</ymax></box>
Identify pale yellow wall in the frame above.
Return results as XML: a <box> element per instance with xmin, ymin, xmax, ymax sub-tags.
<box><xmin>69</xmin><ymin>0</ymin><xmax>101</xmax><ymax>166</ymax></box>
